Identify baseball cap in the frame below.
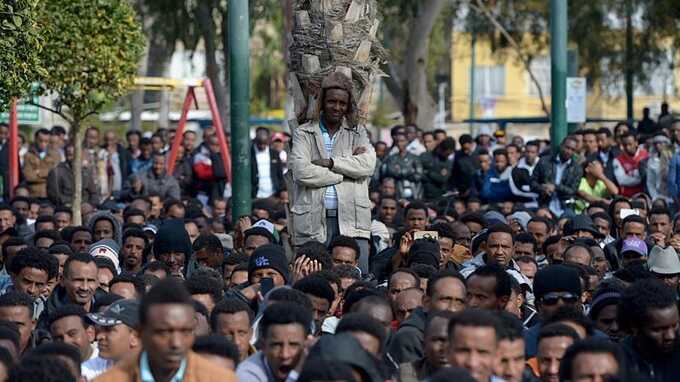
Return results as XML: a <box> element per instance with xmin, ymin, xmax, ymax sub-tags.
<box><xmin>621</xmin><ymin>238</ymin><xmax>647</xmax><ymax>258</ymax></box>
<box><xmin>86</xmin><ymin>299</ymin><xmax>140</xmax><ymax>329</ymax></box>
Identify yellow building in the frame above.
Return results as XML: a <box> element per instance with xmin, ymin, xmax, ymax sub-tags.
<box><xmin>450</xmin><ymin>32</ymin><xmax>680</xmax><ymax>125</ymax></box>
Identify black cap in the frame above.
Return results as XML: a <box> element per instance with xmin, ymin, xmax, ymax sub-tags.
<box><xmin>86</xmin><ymin>299</ymin><xmax>140</xmax><ymax>328</ymax></box>
<box><xmin>564</xmin><ymin>215</ymin><xmax>603</xmax><ymax>238</ymax></box>
<box><xmin>533</xmin><ymin>265</ymin><xmax>582</xmax><ymax>299</ymax></box>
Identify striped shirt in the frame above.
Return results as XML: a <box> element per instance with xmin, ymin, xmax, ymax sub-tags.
<box><xmin>319</xmin><ymin>120</ymin><xmax>338</xmax><ymax>210</ymax></box>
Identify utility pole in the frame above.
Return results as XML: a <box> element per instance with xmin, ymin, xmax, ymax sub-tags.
<box><xmin>469</xmin><ymin>29</ymin><xmax>477</xmax><ymax>133</ymax></box>
<box><xmin>625</xmin><ymin>0</ymin><xmax>634</xmax><ymax>124</ymax></box>
<box><xmin>567</xmin><ymin>49</ymin><xmax>579</xmax><ymax>133</ymax></box>
<box><xmin>229</xmin><ymin>0</ymin><xmax>252</xmax><ymax>222</ymax></box>
<box><xmin>550</xmin><ymin>0</ymin><xmax>567</xmax><ymax>153</ymax></box>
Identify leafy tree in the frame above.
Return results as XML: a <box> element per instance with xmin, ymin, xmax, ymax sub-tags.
<box><xmin>35</xmin><ymin>0</ymin><xmax>145</xmax><ymax>224</ymax></box>
<box><xmin>0</xmin><ymin>0</ymin><xmax>45</xmax><ymax>112</ymax></box>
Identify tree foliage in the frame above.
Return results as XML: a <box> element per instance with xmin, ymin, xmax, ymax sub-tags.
<box><xmin>37</xmin><ymin>0</ymin><xmax>145</xmax><ymax>122</ymax></box>
<box><xmin>36</xmin><ymin>0</ymin><xmax>145</xmax><ymax>224</ymax></box>
<box><xmin>0</xmin><ymin>0</ymin><xmax>45</xmax><ymax>112</ymax></box>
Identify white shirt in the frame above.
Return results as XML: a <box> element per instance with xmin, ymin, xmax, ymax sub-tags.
<box><xmin>406</xmin><ymin>139</ymin><xmax>426</xmax><ymax>156</ymax></box>
<box><xmin>82</xmin><ymin>356</ymin><xmax>114</xmax><ymax>381</ymax></box>
<box><xmin>255</xmin><ymin>147</ymin><xmax>274</xmax><ymax>198</ymax></box>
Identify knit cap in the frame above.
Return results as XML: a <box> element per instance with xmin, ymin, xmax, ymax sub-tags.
<box><xmin>152</xmin><ymin>219</ymin><xmax>192</xmax><ymax>258</ymax></box>
<box><xmin>248</xmin><ymin>244</ymin><xmax>289</xmax><ymax>283</ymax></box>
<box><xmin>533</xmin><ymin>264</ymin><xmax>582</xmax><ymax>299</ymax></box>
<box><xmin>89</xmin><ymin>239</ymin><xmax>120</xmax><ymax>274</ymax></box>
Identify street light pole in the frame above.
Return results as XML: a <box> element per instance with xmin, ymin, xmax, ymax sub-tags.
<box><xmin>229</xmin><ymin>0</ymin><xmax>252</xmax><ymax>222</ymax></box>
<box><xmin>550</xmin><ymin>0</ymin><xmax>568</xmax><ymax>153</ymax></box>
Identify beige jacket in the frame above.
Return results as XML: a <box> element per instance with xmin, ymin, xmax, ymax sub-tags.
<box><xmin>288</xmin><ymin>121</ymin><xmax>376</xmax><ymax>245</ymax></box>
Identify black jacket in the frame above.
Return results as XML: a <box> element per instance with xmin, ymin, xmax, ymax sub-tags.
<box><xmin>530</xmin><ymin>154</ymin><xmax>583</xmax><ymax>206</ymax></box>
<box><xmin>250</xmin><ymin>146</ymin><xmax>285</xmax><ymax>198</ymax></box>
<box><xmin>387</xmin><ymin>307</ymin><xmax>427</xmax><ymax>365</ymax></box>
<box><xmin>420</xmin><ymin>151</ymin><xmax>453</xmax><ymax>200</ymax></box>
<box><xmin>450</xmin><ymin>150</ymin><xmax>477</xmax><ymax>196</ymax></box>
<box><xmin>622</xmin><ymin>336</ymin><xmax>680</xmax><ymax>382</ymax></box>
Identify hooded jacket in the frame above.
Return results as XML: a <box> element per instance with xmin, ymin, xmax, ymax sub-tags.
<box><xmin>86</xmin><ymin>211</ymin><xmax>123</xmax><ymax>247</ymax></box>
<box><xmin>387</xmin><ymin>307</ymin><xmax>427</xmax><ymax>365</ymax></box>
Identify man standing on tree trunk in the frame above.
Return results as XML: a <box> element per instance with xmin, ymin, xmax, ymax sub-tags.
<box><xmin>289</xmin><ymin>72</ymin><xmax>376</xmax><ymax>275</ymax></box>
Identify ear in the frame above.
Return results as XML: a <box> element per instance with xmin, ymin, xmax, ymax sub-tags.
<box><xmin>499</xmin><ymin>295</ymin><xmax>510</xmax><ymax>310</ymax></box>
<box><xmin>86</xmin><ymin>326</ymin><xmax>95</xmax><ymax>343</ymax></box>
<box><xmin>130</xmin><ymin>329</ymin><xmax>140</xmax><ymax>349</ymax></box>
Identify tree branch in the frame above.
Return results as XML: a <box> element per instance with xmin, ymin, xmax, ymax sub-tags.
<box><xmin>471</xmin><ymin>0</ymin><xmax>551</xmax><ymax>118</ymax></box>
<box><xmin>27</xmin><ymin>101</ymin><xmax>73</xmax><ymax>124</ymax></box>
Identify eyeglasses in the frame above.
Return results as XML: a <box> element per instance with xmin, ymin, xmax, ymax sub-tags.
<box><xmin>540</xmin><ymin>292</ymin><xmax>579</xmax><ymax>306</ymax></box>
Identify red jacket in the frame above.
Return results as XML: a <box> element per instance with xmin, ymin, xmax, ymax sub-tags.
<box><xmin>615</xmin><ymin>148</ymin><xmax>649</xmax><ymax>197</ymax></box>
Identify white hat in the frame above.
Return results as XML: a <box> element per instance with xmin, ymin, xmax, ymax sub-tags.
<box><xmin>89</xmin><ymin>239</ymin><xmax>121</xmax><ymax>274</ymax></box>
<box><xmin>648</xmin><ymin>245</ymin><xmax>680</xmax><ymax>275</ymax></box>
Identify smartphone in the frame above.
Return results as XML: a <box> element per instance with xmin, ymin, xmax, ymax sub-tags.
<box><xmin>260</xmin><ymin>277</ymin><xmax>274</xmax><ymax>296</ymax></box>
<box><xmin>413</xmin><ymin>231</ymin><xmax>439</xmax><ymax>241</ymax></box>
<box><xmin>620</xmin><ymin>208</ymin><xmax>640</xmax><ymax>220</ymax></box>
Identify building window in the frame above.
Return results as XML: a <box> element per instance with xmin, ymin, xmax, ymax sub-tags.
<box><xmin>474</xmin><ymin>65</ymin><xmax>506</xmax><ymax>99</ymax></box>
<box><xmin>527</xmin><ymin>56</ymin><xmax>551</xmax><ymax>97</ymax></box>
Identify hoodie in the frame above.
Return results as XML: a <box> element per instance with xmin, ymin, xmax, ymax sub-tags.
<box><xmin>387</xmin><ymin>307</ymin><xmax>427</xmax><ymax>365</ymax></box>
<box><xmin>86</xmin><ymin>211</ymin><xmax>123</xmax><ymax>247</ymax></box>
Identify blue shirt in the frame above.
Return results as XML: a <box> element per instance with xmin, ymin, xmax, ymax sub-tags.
<box><xmin>319</xmin><ymin>119</ymin><xmax>338</xmax><ymax>210</ymax></box>
<box><xmin>140</xmin><ymin>351</ymin><xmax>187</xmax><ymax>382</ymax></box>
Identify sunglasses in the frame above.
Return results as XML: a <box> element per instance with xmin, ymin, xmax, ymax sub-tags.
<box><xmin>540</xmin><ymin>292</ymin><xmax>579</xmax><ymax>306</ymax></box>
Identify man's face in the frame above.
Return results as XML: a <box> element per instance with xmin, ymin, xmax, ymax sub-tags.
<box><xmin>650</xmin><ymin>214</ymin><xmax>672</xmax><ymax>237</ymax></box>
<box><xmin>51</xmin><ymin>316</ymin><xmax>93</xmax><ymax>361</ymax></box>
<box><xmin>213</xmin><ymin>200</ymin><xmax>227</xmax><ymax>217</ymax></box>
<box><xmin>593</xmin><ymin>304</ymin><xmax>621</xmax><ymax>342</ymax></box>
<box><xmin>424</xmin><ymin>316</ymin><xmax>450</xmax><ymax>370</ymax></box>
<box><xmin>623</xmin><ymin>222</ymin><xmax>646</xmax><ymax>240</ymax></box>
<box><xmin>406</xmin><ymin>209</ymin><xmax>428</xmax><ymax>231</ymax></box>
<box><xmin>518</xmin><ymin>261</ymin><xmax>537</xmax><ymax>283</ymax></box>
<box><xmin>528</xmin><ymin>222</ymin><xmax>549</xmax><ymax>252</ymax></box>
<box><xmin>13</xmin><ymin>267</ymin><xmax>48</xmax><ymax>299</ymax></box>
<box><xmin>395</xmin><ymin>134</ymin><xmax>408</xmax><ymax>151</ymax></box>
<box><xmin>438</xmin><ymin>237</ymin><xmax>453</xmax><ymax>266</ymax></box>
<box><xmin>307</xmin><ymin>294</ymin><xmax>330</xmax><ymax>330</ymax></box>
<box><xmin>514</xmin><ymin>242</ymin><xmax>534</xmax><ymax>258</ymax></box>
<box><xmin>322</xmin><ymin>89</ymin><xmax>349</xmax><ymax>125</ymax></box>
<box><xmin>593</xmin><ymin>218</ymin><xmax>610</xmax><ymax>238</ymax></box>
<box><xmin>564</xmin><ymin>247</ymin><xmax>591</xmax><ymax>267</ymax></box>
<box><xmin>427</xmin><ymin>277</ymin><xmax>466</xmax><ymax>313</ymax></box>
<box><xmin>506</xmin><ymin>147</ymin><xmax>520</xmax><ymax>166</ymax></box>
<box><xmin>142</xmin><ymin>304</ymin><xmax>195</xmax><ymax>372</ymax></box>
<box><xmin>93</xmin><ymin>219</ymin><xmax>114</xmax><ymax>242</ymax></box>
<box><xmin>559</xmin><ymin>139</ymin><xmax>577</xmax><ymax>162</ymax></box>
<box><xmin>183</xmin><ymin>132</ymin><xmax>196</xmax><ymax>152</ymax></box>
<box><xmin>379</xmin><ymin>199</ymin><xmax>398</xmax><ymax>224</ymax></box>
<box><xmin>28</xmin><ymin>204</ymin><xmax>39</xmax><ymax>221</ymax></box>
<box><xmin>263</xmin><ymin>324</ymin><xmax>307</xmax><ymax>381</ymax></box>
<box><xmin>466</xmin><ymin>275</ymin><xmax>504</xmax><ymax>311</ymax></box>
<box><xmin>478</xmin><ymin>154</ymin><xmax>491</xmax><ymax>172</ymax></box>
<box><xmin>244</xmin><ymin>235</ymin><xmax>270</xmax><ymax>257</ymax></box>
<box><xmin>152</xmin><ymin>155</ymin><xmax>165</xmax><ymax>175</ymax></box>
<box><xmin>35</xmin><ymin>132</ymin><xmax>50</xmax><ymax>151</ymax></box>
<box><xmin>382</xmin><ymin>179</ymin><xmax>396</xmax><ymax>197</ymax></box>
<box><xmin>388</xmin><ymin>272</ymin><xmax>418</xmax><ymax>302</ymax></box>
<box><xmin>639</xmin><ymin>306</ymin><xmax>679</xmax><ymax>354</ymax></box>
<box><xmin>486</xmin><ymin>232</ymin><xmax>514</xmax><ymax>266</ymax></box>
<box><xmin>85</xmin><ymin>129</ymin><xmax>99</xmax><ymax>148</ymax></box>
<box><xmin>448</xmin><ymin>326</ymin><xmax>497</xmax><ymax>382</ymax></box>
<box><xmin>331</xmin><ymin>246</ymin><xmax>358</xmax><ymax>267</ymax></box>
<box><xmin>495</xmin><ymin>339</ymin><xmax>526</xmax><ymax>382</ymax></box>
<box><xmin>583</xmin><ymin>134</ymin><xmax>598</xmax><ymax>154</ymax></box>
<box><xmin>250</xmin><ymin>268</ymin><xmax>285</xmax><ymax>287</ymax></box>
<box><xmin>597</xmin><ymin>133</ymin><xmax>610</xmax><ymax>150</ymax></box>
<box><xmin>537</xmin><ymin>336</ymin><xmax>574</xmax><ymax>382</ymax></box>
<box><xmin>622</xmin><ymin>136</ymin><xmax>638</xmax><ymax>156</ymax></box>
<box><xmin>215</xmin><ymin>311</ymin><xmax>253</xmax><ymax>361</ymax></box>
<box><xmin>71</xmin><ymin>230</ymin><xmax>92</xmax><ymax>253</ymax></box>
<box><xmin>423</xmin><ymin>134</ymin><xmax>436</xmax><ymax>152</ymax></box>
<box><xmin>538</xmin><ymin>292</ymin><xmax>580</xmax><ymax>321</ymax></box>
<box><xmin>54</xmin><ymin>212</ymin><xmax>71</xmax><ymax>230</ymax></box>
<box><xmin>494</xmin><ymin>154</ymin><xmax>508</xmax><ymax>173</ymax></box>
<box><xmin>570</xmin><ymin>352</ymin><xmax>619</xmax><ymax>382</ymax></box>
<box><xmin>184</xmin><ymin>222</ymin><xmax>198</xmax><ymax>243</ymax></box>
<box><xmin>0</xmin><ymin>306</ymin><xmax>34</xmax><ymax>353</ymax></box>
<box><xmin>122</xmin><ymin>237</ymin><xmax>145</xmax><ymax>270</ymax></box>
<box><xmin>11</xmin><ymin>202</ymin><xmax>28</xmax><ymax>219</ymax></box>
<box><xmin>158</xmin><ymin>252</ymin><xmax>185</xmax><ymax>275</ymax></box>
<box><xmin>0</xmin><ymin>126</ymin><xmax>8</xmax><ymax>143</ymax></box>
<box><xmin>62</xmin><ymin>261</ymin><xmax>98</xmax><ymax>306</ymax></box>
<box><xmin>97</xmin><ymin>267</ymin><xmax>115</xmax><ymax>292</ymax></box>
<box><xmin>395</xmin><ymin>289</ymin><xmax>423</xmax><ymax>322</ymax></box>
<box><xmin>0</xmin><ymin>210</ymin><xmax>16</xmax><ymax>233</ymax></box>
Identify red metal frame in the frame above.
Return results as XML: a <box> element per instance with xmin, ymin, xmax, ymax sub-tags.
<box><xmin>8</xmin><ymin>100</ymin><xmax>19</xmax><ymax>198</ymax></box>
<box><xmin>166</xmin><ymin>79</ymin><xmax>232</xmax><ymax>183</ymax></box>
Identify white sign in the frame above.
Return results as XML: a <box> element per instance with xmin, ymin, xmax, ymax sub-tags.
<box><xmin>566</xmin><ymin>77</ymin><xmax>587</xmax><ymax>123</ymax></box>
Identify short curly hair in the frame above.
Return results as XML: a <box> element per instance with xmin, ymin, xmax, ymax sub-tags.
<box><xmin>618</xmin><ymin>278</ymin><xmax>676</xmax><ymax>331</ymax></box>
<box><xmin>8</xmin><ymin>247</ymin><xmax>59</xmax><ymax>280</ymax></box>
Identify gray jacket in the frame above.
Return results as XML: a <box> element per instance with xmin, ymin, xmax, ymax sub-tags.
<box><xmin>288</xmin><ymin>121</ymin><xmax>376</xmax><ymax>245</ymax></box>
<box><xmin>138</xmin><ymin>169</ymin><xmax>181</xmax><ymax>200</ymax></box>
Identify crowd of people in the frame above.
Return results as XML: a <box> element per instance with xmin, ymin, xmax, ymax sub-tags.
<box><xmin>0</xmin><ymin>72</ymin><xmax>679</xmax><ymax>381</ymax></box>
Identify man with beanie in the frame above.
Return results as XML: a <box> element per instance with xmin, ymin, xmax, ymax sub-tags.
<box><xmin>289</xmin><ymin>72</ymin><xmax>376</xmax><ymax>275</ymax></box>
<box><xmin>523</xmin><ymin>265</ymin><xmax>583</xmax><ymax>357</ymax></box>
<box><xmin>248</xmin><ymin>244</ymin><xmax>289</xmax><ymax>288</ymax></box>
<box><xmin>88</xmin><ymin>239</ymin><xmax>121</xmax><ymax>275</ymax></box>
<box><xmin>152</xmin><ymin>219</ymin><xmax>192</xmax><ymax>277</ymax></box>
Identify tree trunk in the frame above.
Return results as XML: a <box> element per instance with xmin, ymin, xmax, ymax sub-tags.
<box><xmin>71</xmin><ymin>121</ymin><xmax>84</xmax><ymax>226</ymax></box>
<box><xmin>197</xmin><ymin>1</ymin><xmax>229</xmax><ymax>130</ymax></box>
<box><xmin>220</xmin><ymin>6</ymin><xmax>231</xmax><ymax>133</ymax></box>
<box><xmin>403</xmin><ymin>0</ymin><xmax>446</xmax><ymax>129</ymax></box>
